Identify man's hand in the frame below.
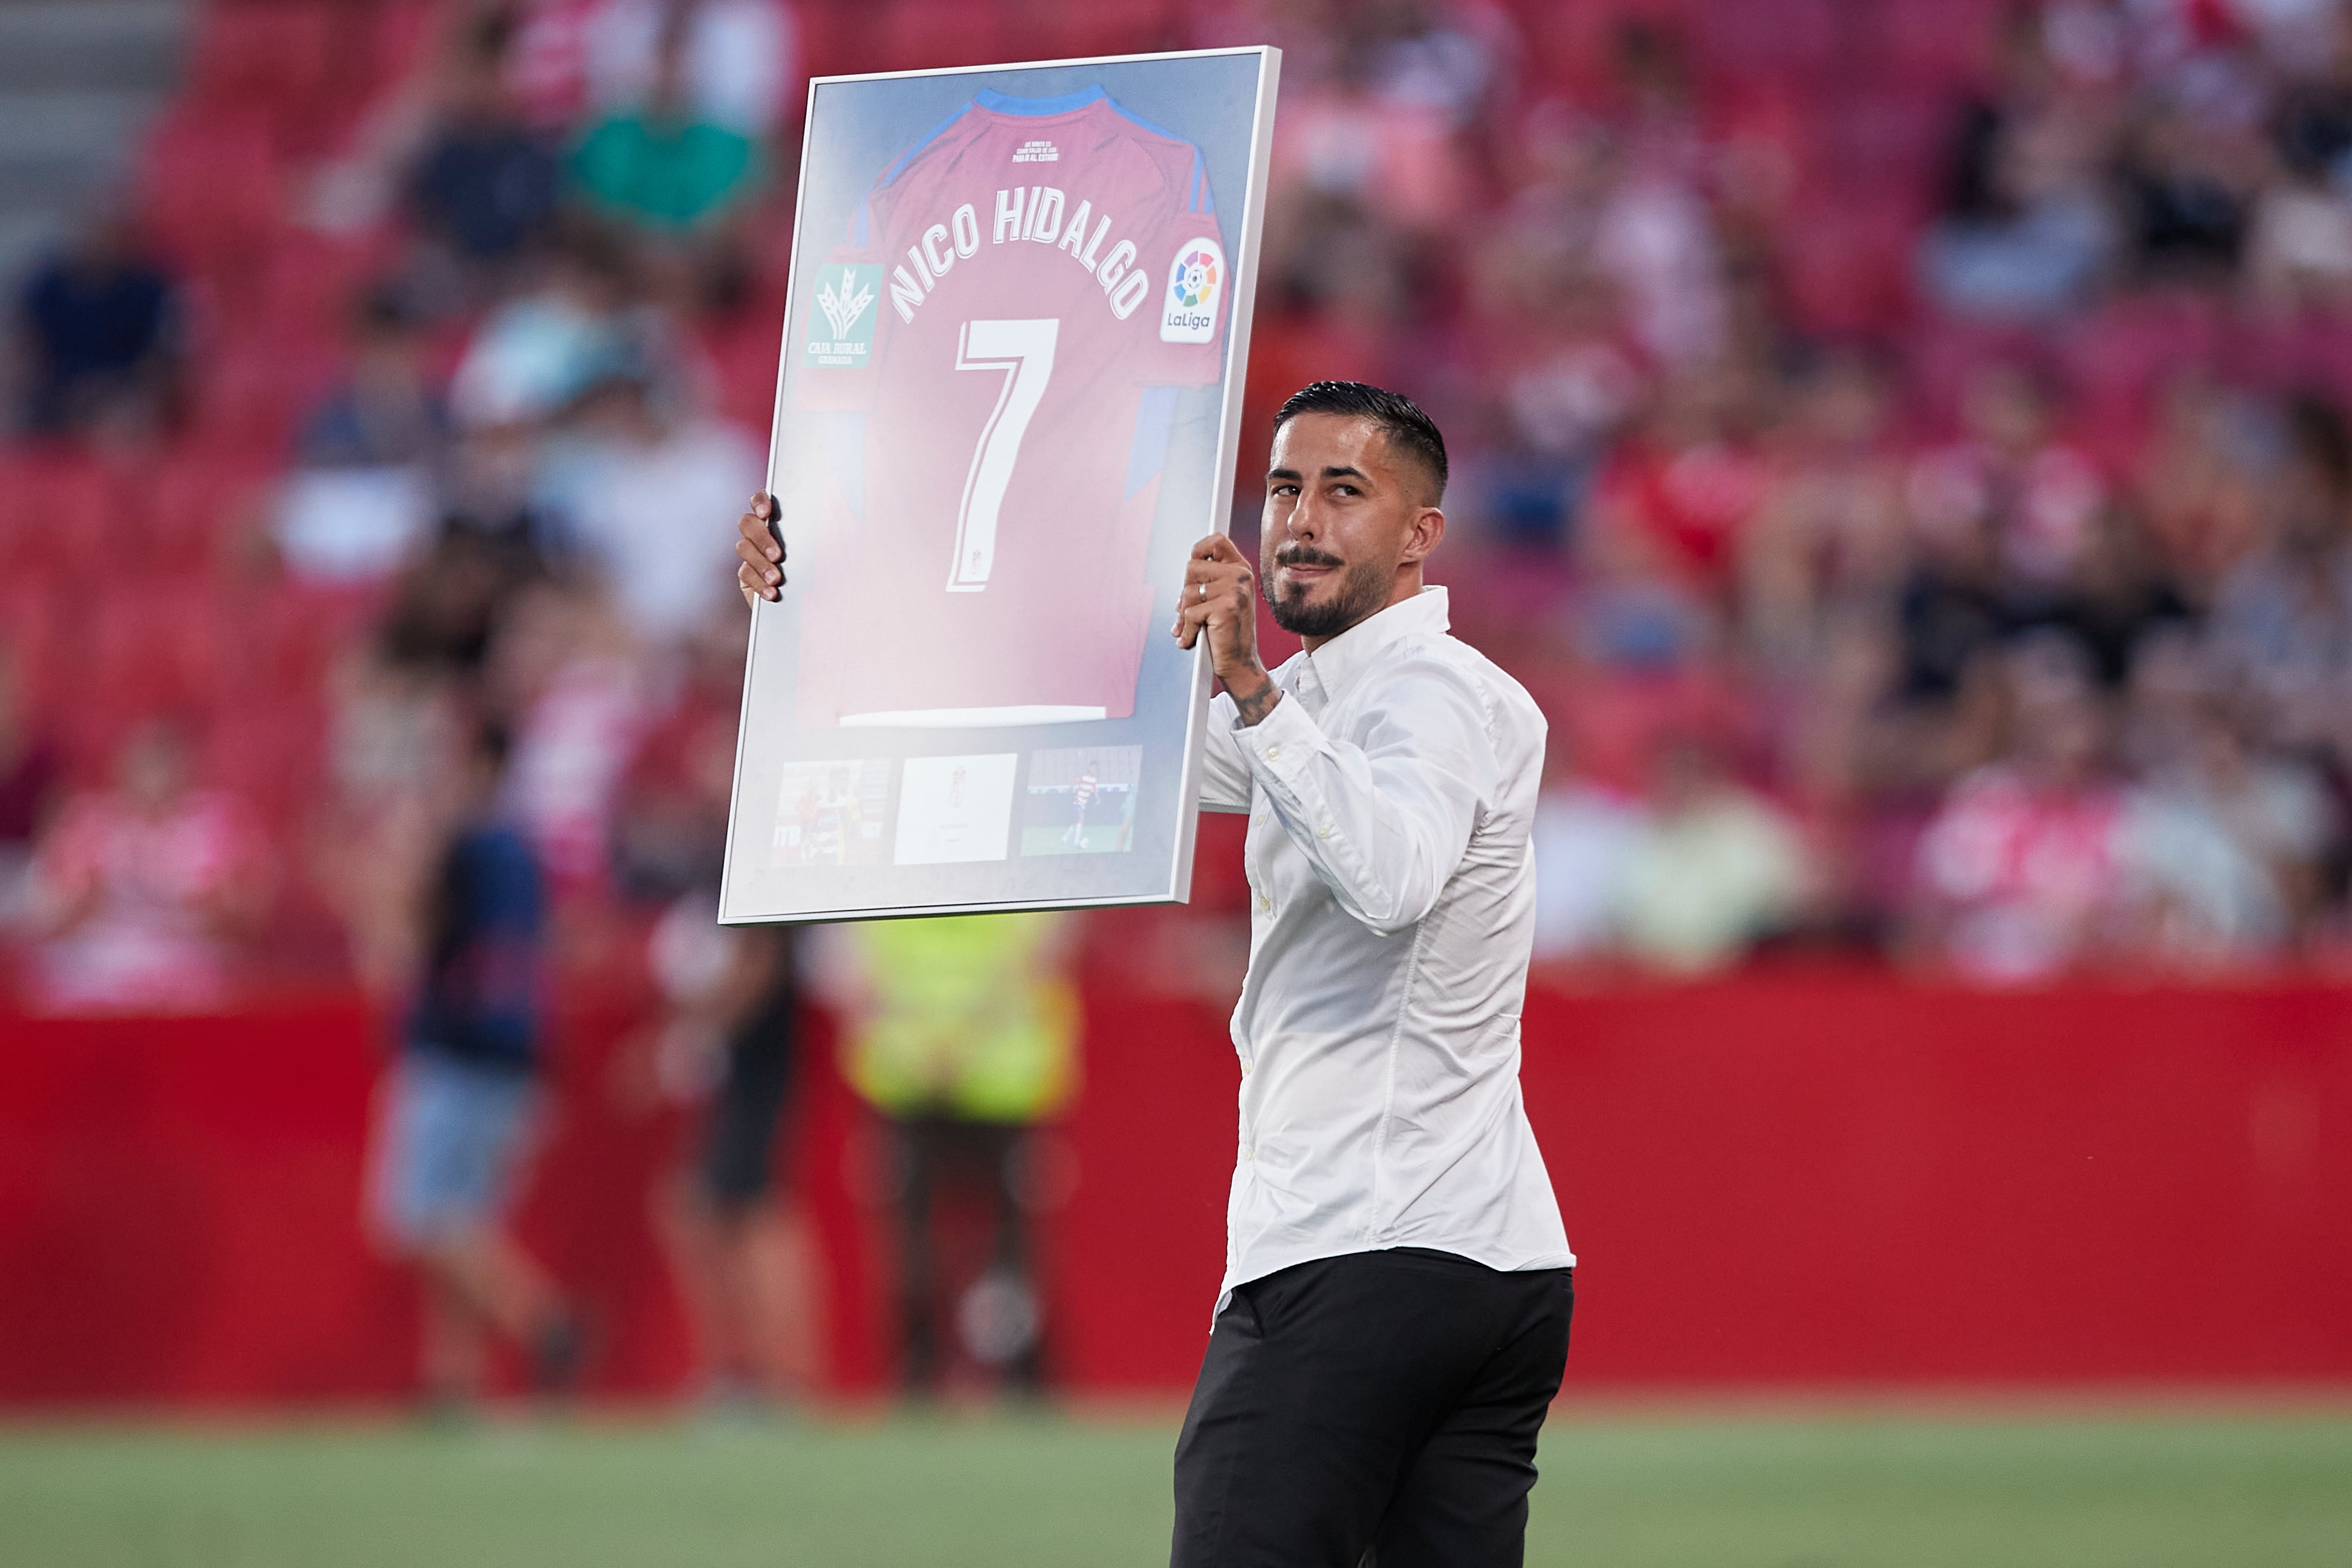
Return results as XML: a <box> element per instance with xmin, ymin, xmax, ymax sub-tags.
<box><xmin>1174</xmin><ymin>534</ymin><xmax>1281</xmax><ymax>726</ymax></box>
<box><xmin>735</xmin><ymin>492</ymin><xmax>786</xmax><ymax>607</ymax></box>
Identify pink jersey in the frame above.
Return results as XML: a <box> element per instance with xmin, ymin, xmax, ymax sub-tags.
<box><xmin>789</xmin><ymin>85</ymin><xmax>1231</xmax><ymax>727</ymax></box>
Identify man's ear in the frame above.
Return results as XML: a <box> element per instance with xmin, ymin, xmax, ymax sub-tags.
<box><xmin>1401</xmin><ymin>505</ymin><xmax>1446</xmax><ymax>566</ymax></box>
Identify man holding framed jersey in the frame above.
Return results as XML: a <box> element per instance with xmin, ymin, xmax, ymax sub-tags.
<box><xmin>737</xmin><ymin>379</ymin><xmax>1575</xmax><ymax>1566</ymax></box>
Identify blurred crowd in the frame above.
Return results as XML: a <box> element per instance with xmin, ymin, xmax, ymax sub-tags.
<box><xmin>3</xmin><ymin>0</ymin><xmax>2351</xmax><ymax>1051</ymax></box>
<box><xmin>1237</xmin><ymin>0</ymin><xmax>2352</xmax><ymax>981</ymax></box>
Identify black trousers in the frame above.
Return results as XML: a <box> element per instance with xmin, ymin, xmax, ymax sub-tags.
<box><xmin>1171</xmin><ymin>1249</ymin><xmax>1572</xmax><ymax>1568</ymax></box>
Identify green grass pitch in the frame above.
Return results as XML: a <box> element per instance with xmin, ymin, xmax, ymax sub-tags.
<box><xmin>2</xmin><ymin>1402</ymin><xmax>2347</xmax><ymax>1567</ymax></box>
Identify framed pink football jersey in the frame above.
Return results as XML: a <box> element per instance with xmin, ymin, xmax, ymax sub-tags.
<box><xmin>794</xmin><ymin>85</ymin><xmax>1230</xmax><ymax>728</ymax></box>
<box><xmin>724</xmin><ymin>48</ymin><xmax>1278</xmax><ymax>925</ymax></box>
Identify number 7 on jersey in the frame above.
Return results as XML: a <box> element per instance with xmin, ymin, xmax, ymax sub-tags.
<box><xmin>949</xmin><ymin>317</ymin><xmax>1058</xmax><ymax>592</ymax></box>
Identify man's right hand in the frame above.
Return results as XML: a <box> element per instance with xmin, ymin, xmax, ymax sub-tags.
<box><xmin>735</xmin><ymin>492</ymin><xmax>786</xmax><ymax>607</ymax></box>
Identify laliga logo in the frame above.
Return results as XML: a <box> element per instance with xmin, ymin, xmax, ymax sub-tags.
<box><xmin>817</xmin><ymin>266</ymin><xmax>875</xmax><ymax>339</ymax></box>
<box><xmin>1171</xmin><ymin>247</ymin><xmax>1219</xmax><ymax>308</ymax></box>
<box><xmin>1160</xmin><ymin>238</ymin><xmax>1224</xmax><ymax>343</ymax></box>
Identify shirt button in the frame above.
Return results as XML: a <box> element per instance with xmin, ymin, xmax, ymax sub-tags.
<box><xmin>1265</xmin><ymin>745</ymin><xmax>1281</xmax><ymax>760</ymax></box>
<box><xmin>1241</xmin><ymin>1145</ymin><xmax>1254</xmax><ymax>1161</ymax></box>
<box><xmin>1314</xmin><ymin>824</ymin><xmax>1331</xmax><ymax>840</ymax></box>
<box><xmin>1256</xmin><ymin>892</ymin><xmax>1272</xmax><ymax>912</ymax></box>
<box><xmin>1240</xmin><ymin>1059</ymin><xmax>1252</xmax><ymax>1076</ymax></box>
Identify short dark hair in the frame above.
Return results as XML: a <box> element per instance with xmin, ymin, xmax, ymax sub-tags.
<box><xmin>1273</xmin><ymin>381</ymin><xmax>1448</xmax><ymax>503</ymax></box>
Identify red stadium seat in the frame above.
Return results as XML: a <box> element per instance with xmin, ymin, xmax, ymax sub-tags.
<box><xmin>1777</xmin><ymin>197</ymin><xmax>1921</xmax><ymax>337</ymax></box>
<box><xmin>333</xmin><ymin>1</ymin><xmax>443</xmax><ymax>128</ymax></box>
<box><xmin>181</xmin><ymin>334</ymin><xmax>339</xmax><ymax>464</ymax></box>
<box><xmin>2057</xmin><ymin>297</ymin><xmax>2224</xmax><ymax>461</ymax></box>
<box><xmin>1688</xmin><ymin>0</ymin><xmax>1840</xmax><ymax>83</ymax></box>
<box><xmin>0</xmin><ymin>452</ymin><xmax>115</xmax><ymax>588</ymax></box>
<box><xmin>199</xmin><ymin>228</ymin><xmax>391</xmax><ymax>353</ymax></box>
<box><xmin>1902</xmin><ymin>317</ymin><xmax>2046</xmax><ymax>433</ymax></box>
<box><xmin>1034</xmin><ymin>0</ymin><xmax>1182</xmax><ymax>61</ymax></box>
<box><xmin>147</xmin><ymin>445</ymin><xmax>280</xmax><ymax>574</ymax></box>
<box><xmin>873</xmin><ymin>0</ymin><xmax>1013</xmax><ymax>72</ymax></box>
<box><xmin>788</xmin><ymin>0</ymin><xmax>858</xmax><ymax>83</ymax></box>
<box><xmin>700</xmin><ymin>300</ymin><xmax>792</xmax><ymax>435</ymax></box>
<box><xmin>203</xmin><ymin>699</ymin><xmax>325</xmax><ymax>804</ymax></box>
<box><xmin>186</xmin><ymin>0</ymin><xmax>336</xmax><ymax>118</ymax></box>
<box><xmin>1814</xmin><ymin>89</ymin><xmax>1957</xmax><ymax>199</ymax></box>
<box><xmin>1862</xmin><ymin>0</ymin><xmax>2000</xmax><ymax>91</ymax></box>
<box><xmin>136</xmin><ymin>107</ymin><xmax>283</xmax><ymax>285</ymax></box>
<box><xmin>2223</xmin><ymin>313</ymin><xmax>2352</xmax><ymax>406</ymax></box>
<box><xmin>0</xmin><ymin>579</ymin><xmax>65</xmax><ymax>729</ymax></box>
<box><xmin>75</xmin><ymin>589</ymin><xmax>223</xmax><ymax>723</ymax></box>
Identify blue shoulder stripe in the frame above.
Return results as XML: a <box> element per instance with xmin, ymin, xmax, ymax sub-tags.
<box><xmin>974</xmin><ymin>85</ymin><xmax>1106</xmax><ymax>115</ymax></box>
<box><xmin>1102</xmin><ymin>95</ymin><xmax>1214</xmax><ymax>215</ymax></box>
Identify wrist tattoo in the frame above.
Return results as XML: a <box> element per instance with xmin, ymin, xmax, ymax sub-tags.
<box><xmin>1232</xmin><ymin>676</ymin><xmax>1280</xmax><ymax>727</ymax></box>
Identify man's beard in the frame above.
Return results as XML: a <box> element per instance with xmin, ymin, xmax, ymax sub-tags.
<box><xmin>1263</xmin><ymin>549</ymin><xmax>1391</xmax><ymax>639</ymax></box>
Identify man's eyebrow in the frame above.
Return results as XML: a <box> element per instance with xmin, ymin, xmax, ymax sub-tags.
<box><xmin>1268</xmin><ymin>466</ymin><xmax>1302</xmax><ymax>480</ymax></box>
<box><xmin>1320</xmin><ymin>465</ymin><xmax>1371</xmax><ymax>483</ymax></box>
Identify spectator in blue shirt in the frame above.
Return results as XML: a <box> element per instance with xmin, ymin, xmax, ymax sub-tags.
<box><xmin>12</xmin><ymin>208</ymin><xmax>183</xmax><ymax>436</ymax></box>
<box><xmin>366</xmin><ymin>720</ymin><xmax>581</xmax><ymax>1414</ymax></box>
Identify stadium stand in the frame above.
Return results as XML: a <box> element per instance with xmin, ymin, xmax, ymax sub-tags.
<box><xmin>2</xmin><ymin>0</ymin><xmax>2350</xmax><ymax>1004</ymax></box>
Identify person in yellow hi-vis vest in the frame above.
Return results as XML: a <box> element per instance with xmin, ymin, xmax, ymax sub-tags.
<box><xmin>821</xmin><ymin>911</ymin><xmax>1078</xmax><ymax>1395</ymax></box>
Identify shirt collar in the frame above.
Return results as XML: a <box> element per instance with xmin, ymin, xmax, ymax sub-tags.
<box><xmin>1288</xmin><ymin>586</ymin><xmax>1451</xmax><ymax>707</ymax></box>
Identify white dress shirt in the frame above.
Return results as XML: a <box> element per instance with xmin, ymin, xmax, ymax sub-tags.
<box><xmin>1199</xmin><ymin>586</ymin><xmax>1573</xmax><ymax>1300</ymax></box>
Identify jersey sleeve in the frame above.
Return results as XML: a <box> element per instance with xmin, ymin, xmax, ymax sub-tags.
<box><xmin>1135</xmin><ymin>140</ymin><xmax>1232</xmax><ymax>390</ymax></box>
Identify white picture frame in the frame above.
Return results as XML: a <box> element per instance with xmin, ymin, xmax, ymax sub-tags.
<box><xmin>720</xmin><ymin>46</ymin><xmax>1280</xmax><ymax>924</ymax></box>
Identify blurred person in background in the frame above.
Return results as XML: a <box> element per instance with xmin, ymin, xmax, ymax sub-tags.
<box><xmin>612</xmin><ymin>607</ymin><xmax>823</xmax><ymax>1408</ymax></box>
<box><xmin>1919</xmin><ymin>39</ymin><xmax>2116</xmax><ymax>322</ymax></box>
<box><xmin>1528</xmin><ymin>737</ymin><xmax>1642</xmax><ymax>967</ymax></box>
<box><xmin>0</xmin><ymin>648</ymin><xmax>62</xmax><ymax>930</ymax></box>
<box><xmin>2042</xmin><ymin>506</ymin><xmax>2195</xmax><ymax>691</ymax></box>
<box><xmin>1879</xmin><ymin>366</ymin><xmax>2110</xmax><ymax>794</ymax></box>
<box><xmin>2206</xmin><ymin>391</ymin><xmax>2352</xmax><ymax>772</ymax></box>
<box><xmin>2114</xmin><ymin>645</ymin><xmax>2337</xmax><ymax>965</ymax></box>
<box><xmin>567</xmin><ymin>8</ymin><xmax>763</xmax><ymax>240</ymax></box>
<box><xmin>8</xmin><ymin>205</ymin><xmax>185</xmax><ymax>438</ymax></box>
<box><xmin>19</xmin><ymin>718</ymin><xmax>269</xmax><ymax>1014</ymax></box>
<box><xmin>2116</xmin><ymin>88</ymin><xmax>2263</xmax><ymax>289</ymax></box>
<box><xmin>299</xmin><ymin>289</ymin><xmax>450</xmax><ymax>473</ymax></box>
<box><xmin>2251</xmin><ymin>3</ymin><xmax>2352</xmax><ymax>313</ymax></box>
<box><xmin>274</xmin><ymin>289</ymin><xmax>449</xmax><ymax>586</ymax></box>
<box><xmin>403</xmin><ymin>6</ymin><xmax>564</xmax><ymax>309</ymax></box>
<box><xmin>636</xmin><ymin>905</ymin><xmax>813</xmax><ymax>1410</ymax></box>
<box><xmin>486</xmin><ymin>578</ymin><xmax>649</xmax><ymax>896</ymax></box>
<box><xmin>1909</xmin><ymin>363</ymin><xmax>2107</xmax><ymax>617</ymax></box>
<box><xmin>1909</xmin><ymin>634</ymin><xmax>2129</xmax><ymax>982</ymax></box>
<box><xmin>513</xmin><ymin>0</ymin><xmax>797</xmax><ymax>141</ymax></box>
<box><xmin>447</xmin><ymin>225</ymin><xmax>644</xmax><ymax>436</ymax></box>
<box><xmin>1615</xmin><ymin>730</ymin><xmax>1812</xmax><ymax>973</ymax></box>
<box><xmin>312</xmin><ymin>648</ymin><xmax>467</xmax><ymax>994</ymax></box>
<box><xmin>539</xmin><ymin>369</ymin><xmax>760</xmax><ymax>651</ymax></box>
<box><xmin>1589</xmin><ymin>367</ymin><xmax>1770</xmax><ymax>593</ymax></box>
<box><xmin>1740</xmin><ymin>352</ymin><xmax>1910</xmax><ymax>673</ymax></box>
<box><xmin>816</xmin><ymin>913</ymin><xmax>1078</xmax><ymax>1398</ymax></box>
<box><xmin>378</xmin><ymin>520</ymin><xmax>546</xmax><ymax>686</ymax></box>
<box><xmin>2132</xmin><ymin>370</ymin><xmax>2271</xmax><ymax>593</ymax></box>
<box><xmin>366</xmin><ymin>718</ymin><xmax>582</xmax><ymax>1415</ymax></box>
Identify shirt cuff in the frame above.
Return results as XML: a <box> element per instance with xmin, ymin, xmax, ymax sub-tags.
<box><xmin>1232</xmin><ymin>687</ymin><xmax>1321</xmax><ymax>785</ymax></box>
